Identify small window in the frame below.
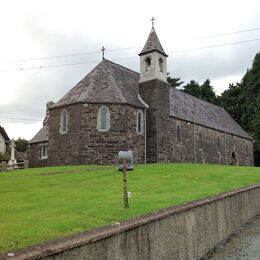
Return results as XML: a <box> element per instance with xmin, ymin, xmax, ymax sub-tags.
<box><xmin>145</xmin><ymin>56</ymin><xmax>151</xmax><ymax>71</ymax></box>
<box><xmin>60</xmin><ymin>109</ymin><xmax>68</xmax><ymax>134</ymax></box>
<box><xmin>40</xmin><ymin>145</ymin><xmax>48</xmax><ymax>159</ymax></box>
<box><xmin>98</xmin><ymin>106</ymin><xmax>110</xmax><ymax>131</ymax></box>
<box><xmin>176</xmin><ymin>125</ymin><xmax>181</xmax><ymax>142</ymax></box>
<box><xmin>159</xmin><ymin>58</ymin><xmax>163</xmax><ymax>72</ymax></box>
<box><xmin>199</xmin><ymin>131</ymin><xmax>202</xmax><ymax>143</ymax></box>
<box><xmin>136</xmin><ymin>110</ymin><xmax>144</xmax><ymax>134</ymax></box>
<box><xmin>217</xmin><ymin>136</ymin><xmax>221</xmax><ymax>149</ymax></box>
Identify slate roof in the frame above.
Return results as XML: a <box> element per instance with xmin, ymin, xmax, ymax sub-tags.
<box><xmin>169</xmin><ymin>89</ymin><xmax>250</xmax><ymax>138</ymax></box>
<box><xmin>52</xmin><ymin>59</ymin><xmax>145</xmax><ymax>109</ymax></box>
<box><xmin>0</xmin><ymin>126</ymin><xmax>10</xmax><ymax>141</ymax></box>
<box><xmin>35</xmin><ymin>57</ymin><xmax>249</xmax><ymax>141</ymax></box>
<box><xmin>29</xmin><ymin>126</ymin><xmax>48</xmax><ymax>144</ymax></box>
<box><xmin>139</xmin><ymin>27</ymin><xmax>168</xmax><ymax>57</ymax></box>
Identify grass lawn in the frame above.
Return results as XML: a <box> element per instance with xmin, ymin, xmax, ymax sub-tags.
<box><xmin>0</xmin><ymin>163</ymin><xmax>260</xmax><ymax>253</ymax></box>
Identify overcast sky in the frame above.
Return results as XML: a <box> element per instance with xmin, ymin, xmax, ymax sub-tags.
<box><xmin>0</xmin><ymin>0</ymin><xmax>259</xmax><ymax>140</ymax></box>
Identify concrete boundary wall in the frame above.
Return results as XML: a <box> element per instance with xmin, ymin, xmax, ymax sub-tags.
<box><xmin>1</xmin><ymin>185</ymin><xmax>260</xmax><ymax>260</ymax></box>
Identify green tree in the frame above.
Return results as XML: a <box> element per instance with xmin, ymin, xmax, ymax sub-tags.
<box><xmin>15</xmin><ymin>138</ymin><xmax>29</xmax><ymax>152</ymax></box>
<box><xmin>0</xmin><ymin>152</ymin><xmax>9</xmax><ymax>160</ymax></box>
<box><xmin>218</xmin><ymin>83</ymin><xmax>243</xmax><ymax>125</ymax></box>
<box><xmin>200</xmin><ymin>79</ymin><xmax>218</xmax><ymax>104</ymax></box>
<box><xmin>218</xmin><ymin>51</ymin><xmax>260</xmax><ymax>165</ymax></box>
<box><xmin>183</xmin><ymin>79</ymin><xmax>218</xmax><ymax>105</ymax></box>
<box><xmin>183</xmin><ymin>80</ymin><xmax>201</xmax><ymax>97</ymax></box>
<box><xmin>167</xmin><ymin>73</ymin><xmax>184</xmax><ymax>88</ymax></box>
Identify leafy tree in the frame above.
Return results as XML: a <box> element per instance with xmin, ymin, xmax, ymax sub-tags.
<box><xmin>0</xmin><ymin>152</ymin><xmax>9</xmax><ymax>161</ymax></box>
<box><xmin>167</xmin><ymin>73</ymin><xmax>184</xmax><ymax>88</ymax></box>
<box><xmin>218</xmin><ymin>83</ymin><xmax>243</xmax><ymax>125</ymax></box>
<box><xmin>200</xmin><ymin>79</ymin><xmax>218</xmax><ymax>104</ymax></box>
<box><xmin>15</xmin><ymin>138</ymin><xmax>29</xmax><ymax>152</ymax></box>
<box><xmin>218</xmin><ymin>51</ymin><xmax>260</xmax><ymax>165</ymax></box>
<box><xmin>183</xmin><ymin>79</ymin><xmax>218</xmax><ymax>105</ymax></box>
<box><xmin>183</xmin><ymin>80</ymin><xmax>201</xmax><ymax>97</ymax></box>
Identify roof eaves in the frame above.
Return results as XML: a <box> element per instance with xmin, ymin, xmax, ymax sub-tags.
<box><xmin>138</xmin><ymin>49</ymin><xmax>168</xmax><ymax>57</ymax></box>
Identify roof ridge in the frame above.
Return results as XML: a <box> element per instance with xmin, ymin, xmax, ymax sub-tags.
<box><xmin>0</xmin><ymin>126</ymin><xmax>10</xmax><ymax>141</ymax></box>
<box><xmin>104</xmin><ymin>59</ymin><xmax>139</xmax><ymax>75</ymax></box>
<box><xmin>51</xmin><ymin>58</ymin><xmax>145</xmax><ymax>109</ymax></box>
<box><xmin>106</xmin><ymin>63</ymin><xmax>127</xmax><ymax>103</ymax></box>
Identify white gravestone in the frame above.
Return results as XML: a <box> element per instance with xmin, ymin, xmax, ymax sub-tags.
<box><xmin>7</xmin><ymin>139</ymin><xmax>17</xmax><ymax>170</ymax></box>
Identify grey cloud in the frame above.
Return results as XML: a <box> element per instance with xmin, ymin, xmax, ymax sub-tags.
<box><xmin>2</xmin><ymin>12</ymin><xmax>260</xmax><ymax>126</ymax></box>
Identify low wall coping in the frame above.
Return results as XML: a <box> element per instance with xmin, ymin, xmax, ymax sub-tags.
<box><xmin>1</xmin><ymin>184</ymin><xmax>260</xmax><ymax>260</ymax></box>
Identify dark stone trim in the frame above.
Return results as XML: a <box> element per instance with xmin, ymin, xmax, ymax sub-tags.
<box><xmin>50</xmin><ymin>101</ymin><xmax>146</xmax><ymax>110</ymax></box>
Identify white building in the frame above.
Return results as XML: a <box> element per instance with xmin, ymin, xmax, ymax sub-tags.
<box><xmin>0</xmin><ymin>126</ymin><xmax>10</xmax><ymax>154</ymax></box>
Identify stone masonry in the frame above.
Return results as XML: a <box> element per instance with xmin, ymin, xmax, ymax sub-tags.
<box><xmin>48</xmin><ymin>103</ymin><xmax>145</xmax><ymax>166</ymax></box>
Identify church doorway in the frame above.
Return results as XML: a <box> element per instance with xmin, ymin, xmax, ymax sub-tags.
<box><xmin>231</xmin><ymin>151</ymin><xmax>237</xmax><ymax>166</ymax></box>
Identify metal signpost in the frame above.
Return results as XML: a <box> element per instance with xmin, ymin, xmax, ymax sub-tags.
<box><xmin>122</xmin><ymin>159</ymin><xmax>129</xmax><ymax>209</ymax></box>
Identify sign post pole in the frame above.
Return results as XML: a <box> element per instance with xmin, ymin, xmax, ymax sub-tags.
<box><xmin>122</xmin><ymin>159</ymin><xmax>129</xmax><ymax>209</ymax></box>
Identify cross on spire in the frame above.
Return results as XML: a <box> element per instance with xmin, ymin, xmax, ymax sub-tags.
<box><xmin>101</xmin><ymin>46</ymin><xmax>106</xmax><ymax>60</ymax></box>
<box><xmin>150</xmin><ymin>17</ymin><xmax>155</xmax><ymax>28</ymax></box>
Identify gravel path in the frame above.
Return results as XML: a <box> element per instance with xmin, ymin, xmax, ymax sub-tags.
<box><xmin>205</xmin><ymin>215</ymin><xmax>260</xmax><ymax>259</ymax></box>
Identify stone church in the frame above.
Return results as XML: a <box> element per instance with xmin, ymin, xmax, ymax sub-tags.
<box><xmin>28</xmin><ymin>25</ymin><xmax>254</xmax><ymax>167</ymax></box>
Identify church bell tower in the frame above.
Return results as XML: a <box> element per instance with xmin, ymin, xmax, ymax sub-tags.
<box><xmin>139</xmin><ymin>19</ymin><xmax>168</xmax><ymax>83</ymax></box>
<box><xmin>138</xmin><ymin>19</ymin><xmax>170</xmax><ymax>163</ymax></box>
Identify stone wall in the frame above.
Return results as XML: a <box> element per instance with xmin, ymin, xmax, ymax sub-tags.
<box><xmin>3</xmin><ymin>185</ymin><xmax>260</xmax><ymax>260</ymax></box>
<box><xmin>139</xmin><ymin>79</ymin><xmax>170</xmax><ymax>163</ymax></box>
<box><xmin>139</xmin><ymin>79</ymin><xmax>254</xmax><ymax>166</ymax></box>
<box><xmin>29</xmin><ymin>88</ymin><xmax>254</xmax><ymax>167</ymax></box>
<box><xmin>79</xmin><ymin>104</ymin><xmax>145</xmax><ymax>165</ymax></box>
<box><xmin>48</xmin><ymin>103</ymin><xmax>145</xmax><ymax>166</ymax></box>
<box><xmin>48</xmin><ymin>104</ymin><xmax>81</xmax><ymax>166</ymax></box>
<box><xmin>27</xmin><ymin>142</ymin><xmax>48</xmax><ymax>168</ymax></box>
<box><xmin>165</xmin><ymin>117</ymin><xmax>254</xmax><ymax>166</ymax></box>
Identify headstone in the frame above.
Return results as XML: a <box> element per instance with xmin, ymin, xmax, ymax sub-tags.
<box><xmin>7</xmin><ymin>139</ymin><xmax>17</xmax><ymax>170</ymax></box>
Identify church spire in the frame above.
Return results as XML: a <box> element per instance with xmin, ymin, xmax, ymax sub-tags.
<box><xmin>139</xmin><ymin>20</ymin><xmax>168</xmax><ymax>57</ymax></box>
<box><xmin>139</xmin><ymin>20</ymin><xmax>168</xmax><ymax>83</ymax></box>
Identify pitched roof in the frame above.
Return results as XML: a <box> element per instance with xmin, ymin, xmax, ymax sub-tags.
<box><xmin>52</xmin><ymin>59</ymin><xmax>145</xmax><ymax>109</ymax></box>
<box><xmin>0</xmin><ymin>126</ymin><xmax>10</xmax><ymax>141</ymax></box>
<box><xmin>29</xmin><ymin>126</ymin><xmax>48</xmax><ymax>144</ymax></box>
<box><xmin>139</xmin><ymin>27</ymin><xmax>168</xmax><ymax>57</ymax></box>
<box><xmin>37</xmin><ymin>57</ymin><xmax>249</xmax><ymax>140</ymax></box>
<box><xmin>169</xmin><ymin>89</ymin><xmax>250</xmax><ymax>138</ymax></box>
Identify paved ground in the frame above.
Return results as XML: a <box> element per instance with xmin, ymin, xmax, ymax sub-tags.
<box><xmin>205</xmin><ymin>215</ymin><xmax>260</xmax><ymax>259</ymax></box>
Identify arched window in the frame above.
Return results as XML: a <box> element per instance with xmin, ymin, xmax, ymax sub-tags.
<box><xmin>217</xmin><ymin>135</ymin><xmax>221</xmax><ymax>149</ymax></box>
<box><xmin>231</xmin><ymin>151</ymin><xmax>237</xmax><ymax>166</ymax></box>
<box><xmin>136</xmin><ymin>110</ymin><xmax>144</xmax><ymax>134</ymax></box>
<box><xmin>60</xmin><ymin>109</ymin><xmax>68</xmax><ymax>134</ymax></box>
<box><xmin>97</xmin><ymin>106</ymin><xmax>110</xmax><ymax>131</ymax></box>
<box><xmin>144</xmin><ymin>56</ymin><xmax>151</xmax><ymax>71</ymax></box>
<box><xmin>199</xmin><ymin>131</ymin><xmax>202</xmax><ymax>144</ymax></box>
<box><xmin>176</xmin><ymin>125</ymin><xmax>181</xmax><ymax>142</ymax></box>
<box><xmin>159</xmin><ymin>58</ymin><xmax>164</xmax><ymax>72</ymax></box>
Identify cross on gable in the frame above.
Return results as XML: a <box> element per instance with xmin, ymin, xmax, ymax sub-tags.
<box><xmin>150</xmin><ymin>17</ymin><xmax>155</xmax><ymax>28</ymax></box>
<box><xmin>101</xmin><ymin>46</ymin><xmax>106</xmax><ymax>60</ymax></box>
